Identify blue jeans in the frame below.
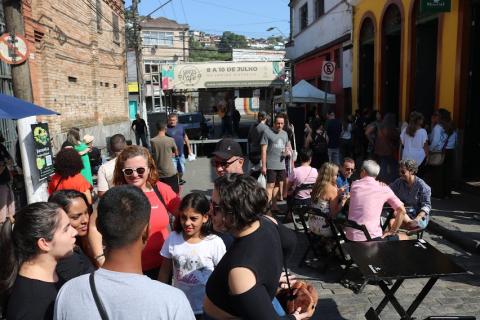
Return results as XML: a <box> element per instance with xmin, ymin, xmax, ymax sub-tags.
<box><xmin>203</xmin><ymin>298</ymin><xmax>286</xmax><ymax>319</ymax></box>
<box><xmin>328</xmin><ymin>148</ymin><xmax>340</xmax><ymax>165</ymax></box>
<box><xmin>135</xmin><ymin>132</ymin><xmax>149</xmax><ymax>148</ymax></box>
<box><xmin>171</xmin><ymin>154</ymin><xmax>185</xmax><ymax>175</ymax></box>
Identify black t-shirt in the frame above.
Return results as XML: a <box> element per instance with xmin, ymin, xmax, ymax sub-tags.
<box><xmin>326</xmin><ymin>118</ymin><xmax>342</xmax><ymax>148</ymax></box>
<box><xmin>132</xmin><ymin>119</ymin><xmax>147</xmax><ymax>134</ymax></box>
<box><xmin>206</xmin><ymin>217</ymin><xmax>293</xmax><ymax>319</ymax></box>
<box><xmin>7</xmin><ymin>275</ymin><xmax>61</xmax><ymax>320</ymax></box>
<box><xmin>56</xmin><ymin>245</ymin><xmax>95</xmax><ymax>283</ymax></box>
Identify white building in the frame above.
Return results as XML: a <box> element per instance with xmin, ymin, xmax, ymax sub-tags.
<box><xmin>287</xmin><ymin>0</ymin><xmax>353</xmax><ymax>117</ymax></box>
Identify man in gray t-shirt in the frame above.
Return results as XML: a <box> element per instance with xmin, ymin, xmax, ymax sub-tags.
<box><xmin>261</xmin><ymin>113</ymin><xmax>291</xmax><ymax>211</ymax></box>
<box><xmin>247</xmin><ymin>111</ymin><xmax>269</xmax><ymax>177</ymax></box>
<box><xmin>54</xmin><ymin>185</ymin><xmax>195</xmax><ymax>320</ymax></box>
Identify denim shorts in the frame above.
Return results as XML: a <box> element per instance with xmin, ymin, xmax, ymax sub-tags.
<box><xmin>171</xmin><ymin>154</ymin><xmax>185</xmax><ymax>174</ymax></box>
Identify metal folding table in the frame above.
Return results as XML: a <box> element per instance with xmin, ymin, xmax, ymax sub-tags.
<box><xmin>342</xmin><ymin>240</ymin><xmax>467</xmax><ymax>320</ymax></box>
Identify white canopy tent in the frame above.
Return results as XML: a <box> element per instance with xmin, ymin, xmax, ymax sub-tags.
<box><xmin>274</xmin><ymin>79</ymin><xmax>336</xmax><ymax>104</ymax></box>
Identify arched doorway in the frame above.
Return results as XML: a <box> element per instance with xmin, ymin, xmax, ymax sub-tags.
<box><xmin>358</xmin><ymin>17</ymin><xmax>375</xmax><ymax>110</ymax></box>
<box><xmin>464</xmin><ymin>0</ymin><xmax>480</xmax><ymax>180</ymax></box>
<box><xmin>410</xmin><ymin>0</ymin><xmax>439</xmax><ymax>122</ymax></box>
<box><xmin>381</xmin><ymin>4</ymin><xmax>402</xmax><ymax>120</ymax></box>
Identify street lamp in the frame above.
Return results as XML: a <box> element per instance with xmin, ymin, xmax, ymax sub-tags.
<box><xmin>266</xmin><ymin>27</ymin><xmax>287</xmax><ymax>38</ymax></box>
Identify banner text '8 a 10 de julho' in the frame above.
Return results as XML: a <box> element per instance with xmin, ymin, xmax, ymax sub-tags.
<box><xmin>169</xmin><ymin>61</ymin><xmax>285</xmax><ymax>90</ymax></box>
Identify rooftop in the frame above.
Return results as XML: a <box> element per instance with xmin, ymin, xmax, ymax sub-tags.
<box><xmin>140</xmin><ymin>17</ymin><xmax>189</xmax><ymax>31</ymax></box>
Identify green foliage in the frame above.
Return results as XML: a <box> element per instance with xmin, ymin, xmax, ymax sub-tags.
<box><xmin>219</xmin><ymin>31</ymin><xmax>249</xmax><ymax>51</ymax></box>
<box><xmin>189</xmin><ymin>39</ymin><xmax>231</xmax><ymax>62</ymax></box>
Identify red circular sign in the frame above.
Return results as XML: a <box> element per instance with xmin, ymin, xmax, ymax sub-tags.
<box><xmin>0</xmin><ymin>33</ymin><xmax>29</xmax><ymax>65</ymax></box>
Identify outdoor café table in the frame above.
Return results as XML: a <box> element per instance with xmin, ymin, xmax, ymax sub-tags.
<box><xmin>342</xmin><ymin>239</ymin><xmax>467</xmax><ymax>320</ymax></box>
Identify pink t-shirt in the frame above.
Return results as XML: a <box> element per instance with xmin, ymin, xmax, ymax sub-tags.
<box><xmin>347</xmin><ymin>176</ymin><xmax>403</xmax><ymax>241</ymax></box>
<box><xmin>288</xmin><ymin>166</ymin><xmax>318</xmax><ymax>199</ymax></box>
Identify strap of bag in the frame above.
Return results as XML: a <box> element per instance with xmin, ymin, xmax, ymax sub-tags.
<box><xmin>441</xmin><ymin>133</ymin><xmax>452</xmax><ymax>151</ymax></box>
<box><xmin>263</xmin><ymin>216</ymin><xmax>296</xmax><ymax>301</ymax></box>
<box><xmin>152</xmin><ymin>183</ymin><xmax>167</xmax><ymax>209</ymax></box>
<box><xmin>53</xmin><ymin>177</ymin><xmax>64</xmax><ymax>192</ymax></box>
<box><xmin>89</xmin><ymin>272</ymin><xmax>109</xmax><ymax>320</ymax></box>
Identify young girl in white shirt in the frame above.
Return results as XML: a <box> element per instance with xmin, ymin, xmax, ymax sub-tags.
<box><xmin>159</xmin><ymin>192</ymin><xmax>226</xmax><ymax>318</ymax></box>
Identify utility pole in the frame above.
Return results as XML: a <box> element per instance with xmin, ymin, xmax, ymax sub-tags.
<box><xmin>3</xmin><ymin>0</ymin><xmax>48</xmax><ymax>203</ymax></box>
<box><xmin>132</xmin><ymin>0</ymin><xmax>149</xmax><ymax>136</ymax></box>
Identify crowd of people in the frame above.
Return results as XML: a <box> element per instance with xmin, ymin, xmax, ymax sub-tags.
<box><xmin>0</xmin><ymin>105</ymin><xmax>455</xmax><ymax>319</ymax></box>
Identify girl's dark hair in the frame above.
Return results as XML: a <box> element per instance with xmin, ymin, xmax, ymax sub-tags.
<box><xmin>54</xmin><ymin>148</ymin><xmax>84</xmax><ymax>178</ymax></box>
<box><xmin>214</xmin><ymin>174</ymin><xmax>268</xmax><ymax>231</ymax></box>
<box><xmin>0</xmin><ymin>202</ymin><xmax>61</xmax><ymax>294</ymax></box>
<box><xmin>174</xmin><ymin>193</ymin><xmax>212</xmax><ymax>236</ymax></box>
<box><xmin>298</xmin><ymin>149</ymin><xmax>312</xmax><ymax>163</ymax></box>
<box><xmin>49</xmin><ymin>189</ymin><xmax>93</xmax><ymax>215</ymax></box>
<box><xmin>406</xmin><ymin>111</ymin><xmax>424</xmax><ymax>137</ymax></box>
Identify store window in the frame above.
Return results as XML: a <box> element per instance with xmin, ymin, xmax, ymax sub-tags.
<box><xmin>300</xmin><ymin>4</ymin><xmax>308</xmax><ymax>31</ymax></box>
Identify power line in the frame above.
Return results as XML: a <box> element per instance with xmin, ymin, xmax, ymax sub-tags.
<box><xmin>179</xmin><ymin>0</ymin><xmax>189</xmax><ymax>24</ymax></box>
<box><xmin>185</xmin><ymin>0</ymin><xmax>289</xmax><ymax>22</ymax></box>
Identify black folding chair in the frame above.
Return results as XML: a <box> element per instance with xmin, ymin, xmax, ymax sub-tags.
<box><xmin>336</xmin><ymin>218</ymin><xmax>373</xmax><ymax>293</ymax></box>
<box><xmin>287</xmin><ymin>183</ymin><xmax>315</xmax><ymax>232</ymax></box>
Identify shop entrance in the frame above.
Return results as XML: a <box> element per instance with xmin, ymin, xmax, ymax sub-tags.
<box><xmin>381</xmin><ymin>4</ymin><xmax>402</xmax><ymax>120</ymax></box>
<box><xmin>463</xmin><ymin>0</ymin><xmax>480</xmax><ymax>180</ymax></box>
<box><xmin>411</xmin><ymin>3</ymin><xmax>438</xmax><ymax>121</ymax></box>
<box><xmin>358</xmin><ymin>18</ymin><xmax>375</xmax><ymax>110</ymax></box>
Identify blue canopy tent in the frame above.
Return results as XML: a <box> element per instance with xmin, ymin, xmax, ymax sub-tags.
<box><xmin>0</xmin><ymin>93</ymin><xmax>59</xmax><ymax>119</ymax></box>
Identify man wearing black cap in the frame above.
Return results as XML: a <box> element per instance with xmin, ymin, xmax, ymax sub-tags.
<box><xmin>211</xmin><ymin>138</ymin><xmax>244</xmax><ymax>176</ymax></box>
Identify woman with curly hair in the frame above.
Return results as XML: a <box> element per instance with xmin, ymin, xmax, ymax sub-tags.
<box><xmin>48</xmin><ymin>148</ymin><xmax>93</xmax><ymax>204</ymax></box>
<box><xmin>112</xmin><ymin>145</ymin><xmax>181</xmax><ymax>279</ymax></box>
<box><xmin>308</xmin><ymin>162</ymin><xmax>348</xmax><ymax>236</ymax></box>
<box><xmin>205</xmin><ymin>174</ymin><xmax>310</xmax><ymax>320</ymax></box>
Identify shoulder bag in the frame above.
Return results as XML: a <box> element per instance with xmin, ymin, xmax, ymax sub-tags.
<box><xmin>427</xmin><ymin>133</ymin><xmax>451</xmax><ymax>166</ymax></box>
<box><xmin>153</xmin><ymin>183</ymin><xmax>174</xmax><ymax>229</ymax></box>
<box><xmin>89</xmin><ymin>272</ymin><xmax>109</xmax><ymax>320</ymax></box>
<box><xmin>264</xmin><ymin>217</ymin><xmax>318</xmax><ymax>317</ymax></box>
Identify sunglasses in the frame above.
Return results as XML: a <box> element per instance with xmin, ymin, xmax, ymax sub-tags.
<box><xmin>122</xmin><ymin>167</ymin><xmax>146</xmax><ymax>176</ymax></box>
<box><xmin>211</xmin><ymin>158</ymin><xmax>240</xmax><ymax>169</ymax></box>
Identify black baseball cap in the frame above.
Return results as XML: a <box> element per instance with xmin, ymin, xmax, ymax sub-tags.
<box><xmin>212</xmin><ymin>138</ymin><xmax>243</xmax><ymax>160</ymax></box>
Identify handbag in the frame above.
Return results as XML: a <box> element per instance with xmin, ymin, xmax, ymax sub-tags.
<box><xmin>427</xmin><ymin>133</ymin><xmax>451</xmax><ymax>166</ymax></box>
<box><xmin>270</xmin><ymin>216</ymin><xmax>318</xmax><ymax>318</ymax></box>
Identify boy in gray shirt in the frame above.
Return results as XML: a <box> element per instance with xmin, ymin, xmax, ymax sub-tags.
<box><xmin>261</xmin><ymin>113</ymin><xmax>291</xmax><ymax>212</ymax></box>
<box><xmin>54</xmin><ymin>185</ymin><xmax>194</xmax><ymax>320</ymax></box>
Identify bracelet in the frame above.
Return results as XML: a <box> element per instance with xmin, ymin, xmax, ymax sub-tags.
<box><xmin>94</xmin><ymin>253</ymin><xmax>105</xmax><ymax>260</ymax></box>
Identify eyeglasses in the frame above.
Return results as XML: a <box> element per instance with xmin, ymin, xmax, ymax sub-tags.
<box><xmin>211</xmin><ymin>158</ymin><xmax>240</xmax><ymax>169</ymax></box>
<box><xmin>122</xmin><ymin>167</ymin><xmax>146</xmax><ymax>176</ymax></box>
<box><xmin>210</xmin><ymin>200</ymin><xmax>222</xmax><ymax>216</ymax></box>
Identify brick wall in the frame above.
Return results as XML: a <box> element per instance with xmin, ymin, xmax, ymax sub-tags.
<box><xmin>23</xmin><ymin>0</ymin><xmax>129</xmax><ymax>144</ymax></box>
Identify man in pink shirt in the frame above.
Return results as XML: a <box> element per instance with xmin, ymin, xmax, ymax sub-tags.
<box><xmin>347</xmin><ymin>160</ymin><xmax>408</xmax><ymax>241</ymax></box>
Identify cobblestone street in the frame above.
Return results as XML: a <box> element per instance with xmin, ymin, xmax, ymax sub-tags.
<box><xmin>183</xmin><ymin>158</ymin><xmax>480</xmax><ymax>320</ymax></box>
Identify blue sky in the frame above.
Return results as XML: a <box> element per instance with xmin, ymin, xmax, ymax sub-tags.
<box><xmin>124</xmin><ymin>0</ymin><xmax>290</xmax><ymax>38</ymax></box>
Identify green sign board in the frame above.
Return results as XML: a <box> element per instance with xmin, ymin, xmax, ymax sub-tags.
<box><xmin>421</xmin><ymin>0</ymin><xmax>451</xmax><ymax>13</ymax></box>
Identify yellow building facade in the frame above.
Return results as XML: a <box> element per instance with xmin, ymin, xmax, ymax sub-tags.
<box><xmin>352</xmin><ymin>0</ymin><xmax>480</xmax><ymax>180</ymax></box>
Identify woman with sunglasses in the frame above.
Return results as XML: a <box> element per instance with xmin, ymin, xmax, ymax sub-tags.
<box><xmin>112</xmin><ymin>145</ymin><xmax>181</xmax><ymax>279</ymax></box>
<box><xmin>49</xmin><ymin>190</ymin><xmax>95</xmax><ymax>282</ymax></box>
<box><xmin>205</xmin><ymin>174</ymin><xmax>311</xmax><ymax>320</ymax></box>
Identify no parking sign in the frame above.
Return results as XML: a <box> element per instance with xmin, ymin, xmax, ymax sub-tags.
<box><xmin>321</xmin><ymin>61</ymin><xmax>336</xmax><ymax>82</ymax></box>
<box><xmin>0</xmin><ymin>33</ymin><xmax>29</xmax><ymax>65</ymax></box>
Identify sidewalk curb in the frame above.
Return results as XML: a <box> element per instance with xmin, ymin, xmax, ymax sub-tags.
<box><xmin>428</xmin><ymin>219</ymin><xmax>480</xmax><ymax>255</ymax></box>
